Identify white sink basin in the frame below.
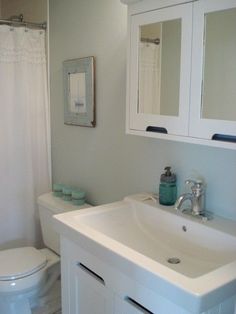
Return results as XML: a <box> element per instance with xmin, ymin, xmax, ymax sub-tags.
<box><xmin>75</xmin><ymin>196</ymin><xmax>236</xmax><ymax>279</ymax></box>
<box><xmin>53</xmin><ymin>194</ymin><xmax>236</xmax><ymax>312</ymax></box>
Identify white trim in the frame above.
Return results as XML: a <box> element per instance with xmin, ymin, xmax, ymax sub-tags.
<box><xmin>46</xmin><ymin>0</ymin><xmax>52</xmax><ymax>185</ymax></box>
<box><xmin>126</xmin><ymin>12</ymin><xmax>132</xmax><ymax>136</ymax></box>
<box><xmin>158</xmin><ymin>23</ymin><xmax>162</xmax><ymax>114</ymax></box>
<box><xmin>126</xmin><ymin>0</ymin><xmax>196</xmax><ymax>16</ymax></box>
<box><xmin>126</xmin><ymin>128</ymin><xmax>236</xmax><ymax>150</ymax></box>
<box><xmin>121</xmin><ymin>0</ymin><xmax>142</xmax><ymax>4</ymax></box>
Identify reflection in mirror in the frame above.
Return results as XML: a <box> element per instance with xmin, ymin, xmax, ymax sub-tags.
<box><xmin>202</xmin><ymin>8</ymin><xmax>236</xmax><ymax>121</ymax></box>
<box><xmin>138</xmin><ymin>19</ymin><xmax>181</xmax><ymax>116</ymax></box>
<box><xmin>69</xmin><ymin>72</ymin><xmax>87</xmax><ymax>114</ymax></box>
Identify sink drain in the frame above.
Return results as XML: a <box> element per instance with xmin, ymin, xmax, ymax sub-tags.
<box><xmin>167</xmin><ymin>257</ymin><xmax>181</xmax><ymax>264</ymax></box>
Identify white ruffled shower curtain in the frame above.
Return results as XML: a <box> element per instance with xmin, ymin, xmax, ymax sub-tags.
<box><xmin>0</xmin><ymin>25</ymin><xmax>51</xmax><ymax>248</ymax></box>
<box><xmin>139</xmin><ymin>42</ymin><xmax>161</xmax><ymax>114</ymax></box>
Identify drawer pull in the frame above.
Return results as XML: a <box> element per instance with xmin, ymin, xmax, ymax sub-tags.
<box><xmin>125</xmin><ymin>297</ymin><xmax>154</xmax><ymax>313</ymax></box>
<box><xmin>146</xmin><ymin>126</ymin><xmax>168</xmax><ymax>134</ymax></box>
<box><xmin>212</xmin><ymin>133</ymin><xmax>236</xmax><ymax>143</ymax></box>
<box><xmin>78</xmin><ymin>263</ymin><xmax>105</xmax><ymax>285</ymax></box>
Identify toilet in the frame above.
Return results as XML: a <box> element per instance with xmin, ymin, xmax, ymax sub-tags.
<box><xmin>0</xmin><ymin>192</ymin><xmax>91</xmax><ymax>314</ymax></box>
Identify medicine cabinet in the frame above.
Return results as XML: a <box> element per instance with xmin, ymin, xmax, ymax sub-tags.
<box><xmin>122</xmin><ymin>0</ymin><xmax>236</xmax><ymax>150</ymax></box>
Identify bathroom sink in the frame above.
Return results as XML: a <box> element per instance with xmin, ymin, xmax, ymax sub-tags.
<box><xmin>53</xmin><ymin>194</ymin><xmax>236</xmax><ymax>313</ymax></box>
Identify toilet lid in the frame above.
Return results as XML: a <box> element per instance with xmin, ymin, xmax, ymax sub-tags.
<box><xmin>0</xmin><ymin>247</ymin><xmax>47</xmax><ymax>281</ymax></box>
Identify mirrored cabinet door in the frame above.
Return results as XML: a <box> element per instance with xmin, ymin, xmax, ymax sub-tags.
<box><xmin>190</xmin><ymin>0</ymin><xmax>236</xmax><ymax>142</ymax></box>
<box><xmin>128</xmin><ymin>3</ymin><xmax>192</xmax><ymax>136</ymax></box>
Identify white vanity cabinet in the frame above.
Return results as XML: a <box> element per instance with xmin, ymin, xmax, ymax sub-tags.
<box><xmin>60</xmin><ymin>237</ymin><xmax>115</xmax><ymax>314</ymax></box>
<box><xmin>60</xmin><ymin>236</ymin><xmax>161</xmax><ymax>314</ymax></box>
<box><xmin>60</xmin><ymin>236</ymin><xmax>190</xmax><ymax>314</ymax></box>
<box><xmin>69</xmin><ymin>262</ymin><xmax>114</xmax><ymax>314</ymax></box>
<box><xmin>60</xmin><ymin>236</ymin><xmax>235</xmax><ymax>314</ymax></box>
<box><xmin>123</xmin><ymin>0</ymin><xmax>236</xmax><ymax>149</ymax></box>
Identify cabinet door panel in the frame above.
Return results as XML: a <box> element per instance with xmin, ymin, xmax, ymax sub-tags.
<box><xmin>128</xmin><ymin>3</ymin><xmax>192</xmax><ymax>136</ymax></box>
<box><xmin>69</xmin><ymin>262</ymin><xmax>114</xmax><ymax>314</ymax></box>
<box><xmin>190</xmin><ymin>0</ymin><xmax>236</xmax><ymax>141</ymax></box>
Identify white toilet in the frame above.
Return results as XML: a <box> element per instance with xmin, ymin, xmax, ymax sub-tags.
<box><xmin>0</xmin><ymin>192</ymin><xmax>90</xmax><ymax>314</ymax></box>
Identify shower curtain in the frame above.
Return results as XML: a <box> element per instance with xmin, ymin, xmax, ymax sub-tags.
<box><xmin>138</xmin><ymin>42</ymin><xmax>161</xmax><ymax>114</ymax></box>
<box><xmin>0</xmin><ymin>25</ymin><xmax>51</xmax><ymax>248</ymax></box>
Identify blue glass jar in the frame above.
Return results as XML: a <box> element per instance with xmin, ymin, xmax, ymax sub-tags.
<box><xmin>72</xmin><ymin>190</ymin><xmax>86</xmax><ymax>206</ymax></box>
<box><xmin>53</xmin><ymin>183</ymin><xmax>65</xmax><ymax>198</ymax></box>
<box><xmin>159</xmin><ymin>167</ymin><xmax>177</xmax><ymax>206</ymax></box>
<box><xmin>62</xmin><ymin>186</ymin><xmax>76</xmax><ymax>201</ymax></box>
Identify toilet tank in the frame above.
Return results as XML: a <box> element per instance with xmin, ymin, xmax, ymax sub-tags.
<box><xmin>37</xmin><ymin>192</ymin><xmax>91</xmax><ymax>254</ymax></box>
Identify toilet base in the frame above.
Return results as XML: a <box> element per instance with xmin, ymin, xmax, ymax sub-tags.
<box><xmin>0</xmin><ymin>296</ymin><xmax>31</xmax><ymax>314</ymax></box>
<box><xmin>0</xmin><ymin>278</ymin><xmax>61</xmax><ymax>314</ymax></box>
<box><xmin>31</xmin><ymin>279</ymin><xmax>61</xmax><ymax>314</ymax></box>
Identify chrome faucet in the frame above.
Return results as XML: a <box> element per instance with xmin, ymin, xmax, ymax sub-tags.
<box><xmin>175</xmin><ymin>180</ymin><xmax>212</xmax><ymax>221</ymax></box>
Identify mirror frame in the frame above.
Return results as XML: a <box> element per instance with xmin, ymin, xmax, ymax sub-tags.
<box><xmin>128</xmin><ymin>3</ymin><xmax>192</xmax><ymax>136</ymax></box>
<box><xmin>63</xmin><ymin>56</ymin><xmax>96</xmax><ymax>127</ymax></box>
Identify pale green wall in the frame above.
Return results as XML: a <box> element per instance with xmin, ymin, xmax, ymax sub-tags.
<box><xmin>49</xmin><ymin>0</ymin><xmax>236</xmax><ymax>220</ymax></box>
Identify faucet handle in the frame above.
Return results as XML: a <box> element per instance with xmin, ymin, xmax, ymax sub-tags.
<box><xmin>185</xmin><ymin>179</ymin><xmax>204</xmax><ymax>191</ymax></box>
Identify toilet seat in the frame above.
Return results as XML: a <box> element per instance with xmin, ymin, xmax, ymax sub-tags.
<box><xmin>0</xmin><ymin>248</ymin><xmax>60</xmax><ymax>294</ymax></box>
<box><xmin>0</xmin><ymin>247</ymin><xmax>47</xmax><ymax>281</ymax></box>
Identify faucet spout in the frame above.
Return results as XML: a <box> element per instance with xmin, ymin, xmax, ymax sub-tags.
<box><xmin>174</xmin><ymin>179</ymin><xmax>212</xmax><ymax>221</ymax></box>
<box><xmin>175</xmin><ymin>179</ymin><xmax>206</xmax><ymax>215</ymax></box>
<box><xmin>174</xmin><ymin>193</ymin><xmax>192</xmax><ymax>211</ymax></box>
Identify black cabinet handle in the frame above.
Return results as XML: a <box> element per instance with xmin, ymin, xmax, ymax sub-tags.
<box><xmin>146</xmin><ymin>126</ymin><xmax>168</xmax><ymax>134</ymax></box>
<box><xmin>125</xmin><ymin>297</ymin><xmax>154</xmax><ymax>313</ymax></box>
<box><xmin>212</xmin><ymin>134</ymin><xmax>236</xmax><ymax>143</ymax></box>
<box><xmin>78</xmin><ymin>263</ymin><xmax>105</xmax><ymax>286</ymax></box>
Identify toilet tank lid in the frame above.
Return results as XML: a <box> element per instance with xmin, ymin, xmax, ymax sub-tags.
<box><xmin>0</xmin><ymin>247</ymin><xmax>47</xmax><ymax>281</ymax></box>
<box><xmin>37</xmin><ymin>192</ymin><xmax>91</xmax><ymax>214</ymax></box>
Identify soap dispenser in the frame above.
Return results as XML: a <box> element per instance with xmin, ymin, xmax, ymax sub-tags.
<box><xmin>159</xmin><ymin>166</ymin><xmax>177</xmax><ymax>206</ymax></box>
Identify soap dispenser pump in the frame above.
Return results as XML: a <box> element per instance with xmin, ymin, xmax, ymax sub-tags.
<box><xmin>159</xmin><ymin>166</ymin><xmax>177</xmax><ymax>206</ymax></box>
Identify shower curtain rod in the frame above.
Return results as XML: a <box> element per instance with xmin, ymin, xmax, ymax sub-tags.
<box><xmin>0</xmin><ymin>15</ymin><xmax>47</xmax><ymax>30</ymax></box>
<box><xmin>141</xmin><ymin>37</ymin><xmax>160</xmax><ymax>45</ymax></box>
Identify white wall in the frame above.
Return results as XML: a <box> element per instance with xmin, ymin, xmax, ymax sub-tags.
<box><xmin>49</xmin><ymin>0</ymin><xmax>236</xmax><ymax>221</ymax></box>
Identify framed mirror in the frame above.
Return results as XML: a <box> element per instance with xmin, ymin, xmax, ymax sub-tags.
<box><xmin>63</xmin><ymin>57</ymin><xmax>95</xmax><ymax>127</ymax></box>
<box><xmin>138</xmin><ymin>19</ymin><xmax>181</xmax><ymax>116</ymax></box>
<box><xmin>129</xmin><ymin>3</ymin><xmax>192</xmax><ymax>136</ymax></box>
<box><xmin>202</xmin><ymin>8</ymin><xmax>236</xmax><ymax>122</ymax></box>
<box><xmin>189</xmin><ymin>0</ymin><xmax>236</xmax><ymax>144</ymax></box>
